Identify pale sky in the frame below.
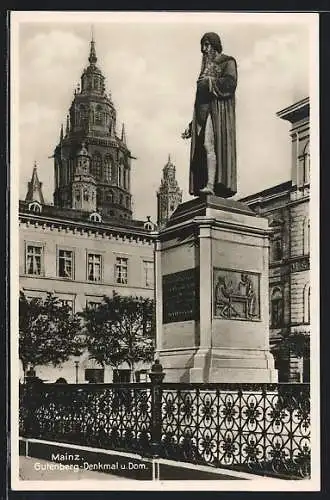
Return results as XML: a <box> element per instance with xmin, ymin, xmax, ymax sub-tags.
<box><xmin>14</xmin><ymin>12</ymin><xmax>315</xmax><ymax>222</ymax></box>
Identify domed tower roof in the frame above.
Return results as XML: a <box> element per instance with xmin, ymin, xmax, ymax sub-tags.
<box><xmin>53</xmin><ymin>34</ymin><xmax>134</xmax><ymax>220</ymax></box>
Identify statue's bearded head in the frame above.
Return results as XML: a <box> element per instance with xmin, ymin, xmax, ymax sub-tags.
<box><xmin>201</xmin><ymin>32</ymin><xmax>222</xmax><ymax>57</ymax></box>
<box><xmin>200</xmin><ymin>32</ymin><xmax>222</xmax><ymax>74</ymax></box>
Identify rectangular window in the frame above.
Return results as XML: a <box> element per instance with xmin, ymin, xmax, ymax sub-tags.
<box><xmin>58</xmin><ymin>250</ymin><xmax>74</xmax><ymax>279</ymax></box>
<box><xmin>271</xmin><ymin>236</ymin><xmax>283</xmax><ymax>262</ymax></box>
<box><xmin>143</xmin><ymin>260</ymin><xmax>154</xmax><ymax>288</ymax></box>
<box><xmin>85</xmin><ymin>369</ymin><xmax>104</xmax><ymax>383</ymax></box>
<box><xmin>86</xmin><ymin>301</ymin><xmax>101</xmax><ymax>310</ymax></box>
<box><xmin>115</xmin><ymin>257</ymin><xmax>128</xmax><ymax>284</ymax></box>
<box><xmin>87</xmin><ymin>253</ymin><xmax>102</xmax><ymax>282</ymax></box>
<box><xmin>303</xmin><ymin>356</ymin><xmax>310</xmax><ymax>383</ymax></box>
<box><xmin>135</xmin><ymin>370</ymin><xmax>148</xmax><ymax>383</ymax></box>
<box><xmin>26</xmin><ymin>245</ymin><xmax>43</xmax><ymax>275</ymax></box>
<box><xmin>113</xmin><ymin>369</ymin><xmax>130</xmax><ymax>383</ymax></box>
<box><xmin>59</xmin><ymin>299</ymin><xmax>74</xmax><ymax>313</ymax></box>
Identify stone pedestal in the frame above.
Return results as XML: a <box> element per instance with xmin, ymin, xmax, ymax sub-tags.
<box><xmin>155</xmin><ymin>195</ymin><xmax>277</xmax><ymax>383</ymax></box>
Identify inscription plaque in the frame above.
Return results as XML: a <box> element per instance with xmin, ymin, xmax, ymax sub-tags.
<box><xmin>214</xmin><ymin>268</ymin><xmax>260</xmax><ymax>321</ymax></box>
<box><xmin>162</xmin><ymin>268</ymin><xmax>199</xmax><ymax>324</ymax></box>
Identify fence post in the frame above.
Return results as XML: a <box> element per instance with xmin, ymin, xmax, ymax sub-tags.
<box><xmin>23</xmin><ymin>377</ymin><xmax>42</xmax><ymax>438</ymax></box>
<box><xmin>148</xmin><ymin>359</ymin><xmax>165</xmax><ymax>475</ymax></box>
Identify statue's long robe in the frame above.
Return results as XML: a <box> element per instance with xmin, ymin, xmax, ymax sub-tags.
<box><xmin>189</xmin><ymin>53</ymin><xmax>238</xmax><ymax>198</ymax></box>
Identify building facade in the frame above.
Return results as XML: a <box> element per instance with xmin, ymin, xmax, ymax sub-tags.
<box><xmin>19</xmin><ymin>37</ymin><xmax>155</xmax><ymax>384</ymax></box>
<box><xmin>240</xmin><ymin>98</ymin><xmax>310</xmax><ymax>382</ymax></box>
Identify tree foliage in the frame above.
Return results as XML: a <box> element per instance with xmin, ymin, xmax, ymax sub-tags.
<box><xmin>273</xmin><ymin>332</ymin><xmax>310</xmax><ymax>359</ymax></box>
<box><xmin>19</xmin><ymin>291</ymin><xmax>83</xmax><ymax>374</ymax></box>
<box><xmin>80</xmin><ymin>292</ymin><xmax>155</xmax><ymax>380</ymax></box>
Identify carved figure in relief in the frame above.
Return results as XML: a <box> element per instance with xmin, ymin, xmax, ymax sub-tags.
<box><xmin>238</xmin><ymin>272</ymin><xmax>256</xmax><ymax>317</ymax></box>
<box><xmin>215</xmin><ymin>275</ymin><xmax>239</xmax><ymax>318</ymax></box>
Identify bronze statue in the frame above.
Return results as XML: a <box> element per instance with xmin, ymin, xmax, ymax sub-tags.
<box><xmin>182</xmin><ymin>32</ymin><xmax>238</xmax><ymax>198</ymax></box>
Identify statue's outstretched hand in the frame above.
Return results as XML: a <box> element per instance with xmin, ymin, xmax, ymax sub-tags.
<box><xmin>181</xmin><ymin>124</ymin><xmax>192</xmax><ymax>139</ymax></box>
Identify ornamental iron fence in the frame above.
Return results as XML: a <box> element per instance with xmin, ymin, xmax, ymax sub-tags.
<box><xmin>19</xmin><ymin>364</ymin><xmax>310</xmax><ymax>479</ymax></box>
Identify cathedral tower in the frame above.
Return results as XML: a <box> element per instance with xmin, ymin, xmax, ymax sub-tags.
<box><xmin>53</xmin><ymin>36</ymin><xmax>133</xmax><ymax>219</ymax></box>
<box><xmin>157</xmin><ymin>155</ymin><xmax>182</xmax><ymax>228</ymax></box>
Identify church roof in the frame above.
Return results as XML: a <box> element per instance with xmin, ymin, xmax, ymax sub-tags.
<box><xmin>25</xmin><ymin>162</ymin><xmax>45</xmax><ymax>205</ymax></box>
<box><xmin>19</xmin><ymin>200</ymin><xmax>153</xmax><ymax>235</ymax></box>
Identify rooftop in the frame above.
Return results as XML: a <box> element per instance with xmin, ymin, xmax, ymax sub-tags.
<box><xmin>19</xmin><ymin>200</ymin><xmax>155</xmax><ymax>235</ymax></box>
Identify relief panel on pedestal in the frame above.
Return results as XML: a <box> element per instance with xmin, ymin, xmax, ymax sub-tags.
<box><xmin>213</xmin><ymin>268</ymin><xmax>261</xmax><ymax>321</ymax></box>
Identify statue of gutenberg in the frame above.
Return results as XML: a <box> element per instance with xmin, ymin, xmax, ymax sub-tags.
<box><xmin>182</xmin><ymin>32</ymin><xmax>238</xmax><ymax>198</ymax></box>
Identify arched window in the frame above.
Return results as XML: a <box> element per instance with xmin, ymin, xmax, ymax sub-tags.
<box><xmin>119</xmin><ymin>194</ymin><xmax>124</xmax><ymax>205</ymax></box>
<box><xmin>111</xmin><ymin>161</ymin><xmax>117</xmax><ymax>182</ymax></box>
<box><xmin>92</xmin><ymin>153</ymin><xmax>102</xmax><ymax>179</ymax></box>
<box><xmin>303</xmin><ymin>217</ymin><xmax>310</xmax><ymax>255</ymax></box>
<box><xmin>83</xmin><ymin>189</ymin><xmax>89</xmax><ymax>202</ymax></box>
<box><xmin>303</xmin><ymin>283</ymin><xmax>311</xmax><ymax>324</ymax></box>
<box><xmin>271</xmin><ymin>288</ymin><xmax>283</xmax><ymax>328</ymax></box>
<box><xmin>28</xmin><ymin>201</ymin><xmax>42</xmax><ymax>213</ymax></box>
<box><xmin>302</xmin><ymin>141</ymin><xmax>310</xmax><ymax>185</ymax></box>
<box><xmin>106</xmin><ymin>190</ymin><xmax>113</xmax><ymax>203</ymax></box>
<box><xmin>104</xmin><ymin>156</ymin><xmax>113</xmax><ymax>182</ymax></box>
<box><xmin>144</xmin><ymin>219</ymin><xmax>154</xmax><ymax>231</ymax></box>
<box><xmin>126</xmin><ymin>196</ymin><xmax>130</xmax><ymax>209</ymax></box>
<box><xmin>95</xmin><ymin>105</ymin><xmax>103</xmax><ymax>125</ymax></box>
<box><xmin>89</xmin><ymin>212</ymin><xmax>102</xmax><ymax>223</ymax></box>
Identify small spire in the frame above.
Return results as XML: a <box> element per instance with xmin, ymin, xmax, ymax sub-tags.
<box><xmin>88</xmin><ymin>31</ymin><xmax>97</xmax><ymax>65</ymax></box>
<box><xmin>25</xmin><ymin>162</ymin><xmax>45</xmax><ymax>204</ymax></box>
<box><xmin>168</xmin><ymin>153</ymin><xmax>171</xmax><ymax>164</ymax></box>
<box><xmin>121</xmin><ymin>123</ymin><xmax>126</xmax><ymax>144</ymax></box>
<box><xmin>66</xmin><ymin>115</ymin><xmax>70</xmax><ymax>135</ymax></box>
<box><xmin>60</xmin><ymin>123</ymin><xmax>64</xmax><ymax>142</ymax></box>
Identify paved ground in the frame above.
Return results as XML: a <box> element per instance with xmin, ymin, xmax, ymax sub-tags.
<box><xmin>19</xmin><ymin>457</ymin><xmax>130</xmax><ymax>481</ymax></box>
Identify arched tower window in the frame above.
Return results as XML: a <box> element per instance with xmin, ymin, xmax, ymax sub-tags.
<box><xmin>303</xmin><ymin>283</ymin><xmax>311</xmax><ymax>324</ymax></box>
<box><xmin>95</xmin><ymin>105</ymin><xmax>103</xmax><ymax>125</ymax></box>
<box><xmin>106</xmin><ymin>190</ymin><xmax>113</xmax><ymax>203</ymax></box>
<box><xmin>89</xmin><ymin>107</ymin><xmax>94</xmax><ymax>125</ymax></box>
<box><xmin>92</xmin><ymin>153</ymin><xmax>102</xmax><ymax>179</ymax></box>
<box><xmin>303</xmin><ymin>217</ymin><xmax>310</xmax><ymax>255</ymax></box>
<box><xmin>270</xmin><ymin>287</ymin><xmax>283</xmax><ymax>328</ymax></box>
<box><xmin>104</xmin><ymin>155</ymin><xmax>113</xmax><ymax>182</ymax></box>
<box><xmin>79</xmin><ymin>104</ymin><xmax>87</xmax><ymax>126</ymax></box>
<box><xmin>118</xmin><ymin>162</ymin><xmax>124</xmax><ymax>187</ymax></box>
